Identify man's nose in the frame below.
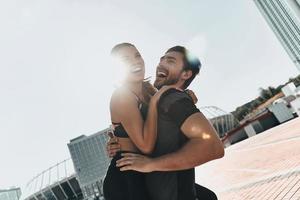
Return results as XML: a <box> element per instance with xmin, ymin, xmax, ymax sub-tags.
<box><xmin>158</xmin><ymin>60</ymin><xmax>164</xmax><ymax>66</ymax></box>
<box><xmin>156</xmin><ymin>64</ymin><xmax>162</xmax><ymax>70</ymax></box>
<box><xmin>159</xmin><ymin>57</ymin><xmax>168</xmax><ymax>65</ymax></box>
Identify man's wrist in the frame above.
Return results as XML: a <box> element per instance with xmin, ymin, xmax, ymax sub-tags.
<box><xmin>147</xmin><ymin>157</ymin><xmax>159</xmax><ymax>172</ymax></box>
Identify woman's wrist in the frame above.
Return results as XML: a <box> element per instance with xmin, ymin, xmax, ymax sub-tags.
<box><xmin>150</xmin><ymin>96</ymin><xmax>158</xmax><ymax>105</ymax></box>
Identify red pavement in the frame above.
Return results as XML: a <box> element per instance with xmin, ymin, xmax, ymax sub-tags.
<box><xmin>195</xmin><ymin>117</ymin><xmax>300</xmax><ymax>200</ymax></box>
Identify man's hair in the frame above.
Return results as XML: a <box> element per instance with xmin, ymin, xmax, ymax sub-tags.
<box><xmin>166</xmin><ymin>46</ymin><xmax>201</xmax><ymax>89</ymax></box>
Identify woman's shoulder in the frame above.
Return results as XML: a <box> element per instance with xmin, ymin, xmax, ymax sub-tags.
<box><xmin>110</xmin><ymin>87</ymin><xmax>136</xmax><ymax>107</ymax></box>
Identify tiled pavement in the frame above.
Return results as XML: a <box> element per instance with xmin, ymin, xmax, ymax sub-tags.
<box><xmin>195</xmin><ymin>117</ymin><xmax>300</xmax><ymax>200</ymax></box>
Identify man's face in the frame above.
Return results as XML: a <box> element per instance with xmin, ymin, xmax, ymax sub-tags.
<box><xmin>154</xmin><ymin>51</ymin><xmax>185</xmax><ymax>89</ymax></box>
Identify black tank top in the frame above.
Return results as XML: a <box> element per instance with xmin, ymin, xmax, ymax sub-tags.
<box><xmin>112</xmin><ymin>91</ymin><xmax>148</xmax><ymax>138</ymax></box>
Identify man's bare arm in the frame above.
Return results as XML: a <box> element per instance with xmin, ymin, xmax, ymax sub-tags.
<box><xmin>149</xmin><ymin>112</ymin><xmax>224</xmax><ymax>171</ymax></box>
<box><xmin>116</xmin><ymin>112</ymin><xmax>224</xmax><ymax>172</ymax></box>
<box><xmin>106</xmin><ymin>135</ymin><xmax>121</xmax><ymax>158</ymax></box>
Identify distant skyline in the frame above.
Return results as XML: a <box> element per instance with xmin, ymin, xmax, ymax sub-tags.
<box><xmin>0</xmin><ymin>0</ymin><xmax>299</xmax><ymax>193</ymax></box>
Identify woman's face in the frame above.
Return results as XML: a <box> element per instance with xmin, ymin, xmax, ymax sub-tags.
<box><xmin>116</xmin><ymin>46</ymin><xmax>145</xmax><ymax>83</ymax></box>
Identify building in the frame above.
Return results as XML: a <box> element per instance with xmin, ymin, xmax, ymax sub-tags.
<box><xmin>282</xmin><ymin>82</ymin><xmax>297</xmax><ymax>96</ymax></box>
<box><xmin>222</xmin><ymin>82</ymin><xmax>300</xmax><ymax>146</ymax></box>
<box><xmin>201</xmin><ymin>106</ymin><xmax>240</xmax><ymax>138</ymax></box>
<box><xmin>68</xmin><ymin>129</ymin><xmax>111</xmax><ymax>200</ymax></box>
<box><xmin>254</xmin><ymin>0</ymin><xmax>300</xmax><ymax>71</ymax></box>
<box><xmin>22</xmin><ymin>159</ymin><xmax>83</xmax><ymax>200</ymax></box>
<box><xmin>222</xmin><ymin>109</ymin><xmax>281</xmax><ymax>146</ymax></box>
<box><xmin>0</xmin><ymin>188</ymin><xmax>21</xmax><ymax>200</ymax></box>
<box><xmin>281</xmin><ymin>82</ymin><xmax>300</xmax><ymax>116</ymax></box>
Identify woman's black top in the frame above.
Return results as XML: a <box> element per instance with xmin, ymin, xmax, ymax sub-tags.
<box><xmin>112</xmin><ymin>92</ymin><xmax>148</xmax><ymax>138</ymax></box>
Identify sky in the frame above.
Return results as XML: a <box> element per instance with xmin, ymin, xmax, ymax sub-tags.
<box><xmin>0</xmin><ymin>0</ymin><xmax>299</xmax><ymax>193</ymax></box>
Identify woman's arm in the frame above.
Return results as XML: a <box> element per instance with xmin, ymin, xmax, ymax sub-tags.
<box><xmin>110</xmin><ymin>87</ymin><xmax>174</xmax><ymax>154</ymax></box>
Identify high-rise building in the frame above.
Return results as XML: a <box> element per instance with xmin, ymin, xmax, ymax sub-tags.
<box><xmin>68</xmin><ymin>129</ymin><xmax>111</xmax><ymax>200</ymax></box>
<box><xmin>254</xmin><ymin>0</ymin><xmax>300</xmax><ymax>71</ymax></box>
<box><xmin>0</xmin><ymin>188</ymin><xmax>21</xmax><ymax>200</ymax></box>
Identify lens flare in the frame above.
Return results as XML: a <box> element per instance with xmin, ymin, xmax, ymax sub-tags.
<box><xmin>110</xmin><ymin>57</ymin><xmax>129</xmax><ymax>85</ymax></box>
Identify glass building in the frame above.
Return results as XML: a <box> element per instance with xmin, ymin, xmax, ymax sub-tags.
<box><xmin>0</xmin><ymin>188</ymin><xmax>21</xmax><ymax>200</ymax></box>
<box><xmin>254</xmin><ymin>0</ymin><xmax>300</xmax><ymax>72</ymax></box>
<box><xmin>68</xmin><ymin>129</ymin><xmax>111</xmax><ymax>200</ymax></box>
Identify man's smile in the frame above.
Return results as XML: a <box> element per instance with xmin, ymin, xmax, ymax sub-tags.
<box><xmin>156</xmin><ymin>67</ymin><xmax>168</xmax><ymax>78</ymax></box>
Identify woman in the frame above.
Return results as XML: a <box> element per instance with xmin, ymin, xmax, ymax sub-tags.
<box><xmin>103</xmin><ymin>43</ymin><xmax>174</xmax><ymax>200</ymax></box>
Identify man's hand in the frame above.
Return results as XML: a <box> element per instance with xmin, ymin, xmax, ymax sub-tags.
<box><xmin>106</xmin><ymin>133</ymin><xmax>121</xmax><ymax>158</ymax></box>
<box><xmin>116</xmin><ymin>153</ymin><xmax>154</xmax><ymax>173</ymax></box>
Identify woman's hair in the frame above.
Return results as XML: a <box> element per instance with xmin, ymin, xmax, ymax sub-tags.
<box><xmin>142</xmin><ymin>79</ymin><xmax>157</xmax><ymax>104</ymax></box>
<box><xmin>111</xmin><ymin>43</ymin><xmax>135</xmax><ymax>56</ymax></box>
<box><xmin>111</xmin><ymin>43</ymin><xmax>157</xmax><ymax>103</ymax></box>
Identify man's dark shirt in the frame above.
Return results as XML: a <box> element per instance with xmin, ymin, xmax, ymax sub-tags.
<box><xmin>145</xmin><ymin>88</ymin><xmax>200</xmax><ymax>200</ymax></box>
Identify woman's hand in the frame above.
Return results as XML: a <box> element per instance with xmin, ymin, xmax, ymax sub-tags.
<box><xmin>185</xmin><ymin>89</ymin><xmax>198</xmax><ymax>104</ymax></box>
<box><xmin>151</xmin><ymin>85</ymin><xmax>181</xmax><ymax>104</ymax></box>
<box><xmin>116</xmin><ymin>153</ymin><xmax>155</xmax><ymax>173</ymax></box>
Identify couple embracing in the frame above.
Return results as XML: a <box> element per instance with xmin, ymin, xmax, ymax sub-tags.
<box><xmin>103</xmin><ymin>43</ymin><xmax>224</xmax><ymax>200</ymax></box>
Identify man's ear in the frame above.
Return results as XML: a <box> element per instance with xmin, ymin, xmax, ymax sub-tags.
<box><xmin>181</xmin><ymin>70</ymin><xmax>193</xmax><ymax>81</ymax></box>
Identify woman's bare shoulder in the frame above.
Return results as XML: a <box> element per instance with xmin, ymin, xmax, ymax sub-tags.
<box><xmin>110</xmin><ymin>88</ymin><xmax>135</xmax><ymax>108</ymax></box>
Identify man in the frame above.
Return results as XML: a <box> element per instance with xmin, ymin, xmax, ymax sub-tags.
<box><xmin>109</xmin><ymin>46</ymin><xmax>224</xmax><ymax>200</ymax></box>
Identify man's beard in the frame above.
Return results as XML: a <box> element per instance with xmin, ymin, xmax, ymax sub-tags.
<box><xmin>154</xmin><ymin>76</ymin><xmax>180</xmax><ymax>90</ymax></box>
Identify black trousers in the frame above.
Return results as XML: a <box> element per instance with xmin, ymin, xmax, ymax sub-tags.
<box><xmin>103</xmin><ymin>152</ymin><xmax>216</xmax><ymax>200</ymax></box>
<box><xmin>103</xmin><ymin>152</ymin><xmax>149</xmax><ymax>200</ymax></box>
<box><xmin>195</xmin><ymin>183</ymin><xmax>218</xmax><ymax>200</ymax></box>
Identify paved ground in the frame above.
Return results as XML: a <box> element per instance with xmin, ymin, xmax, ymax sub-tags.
<box><xmin>195</xmin><ymin>117</ymin><xmax>300</xmax><ymax>200</ymax></box>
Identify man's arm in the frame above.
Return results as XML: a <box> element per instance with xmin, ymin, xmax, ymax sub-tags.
<box><xmin>148</xmin><ymin>112</ymin><xmax>224</xmax><ymax>171</ymax></box>
<box><xmin>116</xmin><ymin>111</ymin><xmax>224</xmax><ymax>172</ymax></box>
<box><xmin>106</xmin><ymin>134</ymin><xmax>121</xmax><ymax>158</ymax></box>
